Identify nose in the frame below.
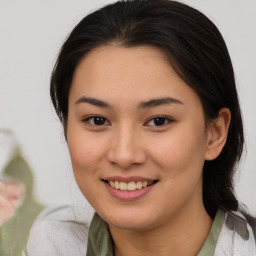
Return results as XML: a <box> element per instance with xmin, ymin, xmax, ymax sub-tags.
<box><xmin>107</xmin><ymin>124</ymin><xmax>147</xmax><ymax>169</ymax></box>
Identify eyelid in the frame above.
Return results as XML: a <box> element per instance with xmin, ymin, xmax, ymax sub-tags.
<box><xmin>144</xmin><ymin>115</ymin><xmax>174</xmax><ymax>127</ymax></box>
<box><xmin>82</xmin><ymin>115</ymin><xmax>110</xmax><ymax>126</ymax></box>
<box><xmin>81</xmin><ymin>115</ymin><xmax>174</xmax><ymax>127</ymax></box>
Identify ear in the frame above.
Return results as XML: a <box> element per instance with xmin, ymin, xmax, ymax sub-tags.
<box><xmin>205</xmin><ymin>108</ymin><xmax>231</xmax><ymax>161</ymax></box>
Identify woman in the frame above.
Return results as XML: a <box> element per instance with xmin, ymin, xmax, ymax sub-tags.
<box><xmin>26</xmin><ymin>0</ymin><xmax>256</xmax><ymax>255</ymax></box>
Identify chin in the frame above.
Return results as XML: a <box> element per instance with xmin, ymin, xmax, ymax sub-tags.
<box><xmin>98</xmin><ymin>207</ymin><xmax>157</xmax><ymax>231</ymax></box>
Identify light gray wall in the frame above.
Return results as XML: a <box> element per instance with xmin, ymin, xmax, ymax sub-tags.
<box><xmin>1</xmin><ymin>0</ymin><xmax>255</xmax><ymax>214</ymax></box>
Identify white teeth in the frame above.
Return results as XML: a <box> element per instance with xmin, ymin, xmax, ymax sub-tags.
<box><xmin>110</xmin><ymin>181</ymin><xmax>115</xmax><ymax>188</ymax></box>
<box><xmin>114</xmin><ymin>181</ymin><xmax>120</xmax><ymax>189</ymax></box>
<box><xmin>142</xmin><ymin>181</ymin><xmax>148</xmax><ymax>188</ymax></box>
<box><xmin>120</xmin><ymin>182</ymin><xmax>127</xmax><ymax>191</ymax></box>
<box><xmin>107</xmin><ymin>180</ymin><xmax>154</xmax><ymax>191</ymax></box>
<box><xmin>136</xmin><ymin>181</ymin><xmax>143</xmax><ymax>189</ymax></box>
<box><xmin>127</xmin><ymin>181</ymin><xmax>136</xmax><ymax>191</ymax></box>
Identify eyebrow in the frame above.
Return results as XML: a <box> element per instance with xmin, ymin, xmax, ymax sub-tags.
<box><xmin>75</xmin><ymin>97</ymin><xmax>111</xmax><ymax>107</ymax></box>
<box><xmin>138</xmin><ymin>97</ymin><xmax>183</xmax><ymax>108</ymax></box>
<box><xmin>75</xmin><ymin>96</ymin><xmax>183</xmax><ymax>108</ymax></box>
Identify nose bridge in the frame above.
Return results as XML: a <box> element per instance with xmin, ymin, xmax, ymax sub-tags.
<box><xmin>107</xmin><ymin>122</ymin><xmax>145</xmax><ymax>168</ymax></box>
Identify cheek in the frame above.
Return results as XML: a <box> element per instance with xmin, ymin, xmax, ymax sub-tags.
<box><xmin>67</xmin><ymin>134</ymin><xmax>103</xmax><ymax>203</ymax></box>
<box><xmin>68</xmin><ymin>137</ymin><xmax>103</xmax><ymax>174</ymax></box>
<box><xmin>67</xmin><ymin>121</ymin><xmax>101</xmax><ymax>175</ymax></box>
<box><xmin>149</xmin><ymin>127</ymin><xmax>207</xmax><ymax>174</ymax></box>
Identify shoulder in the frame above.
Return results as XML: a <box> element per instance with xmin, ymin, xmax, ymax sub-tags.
<box><xmin>27</xmin><ymin>205</ymin><xmax>90</xmax><ymax>256</ymax></box>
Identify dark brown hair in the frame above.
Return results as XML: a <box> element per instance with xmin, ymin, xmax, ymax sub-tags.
<box><xmin>50</xmin><ymin>0</ymin><xmax>244</xmax><ymax>218</ymax></box>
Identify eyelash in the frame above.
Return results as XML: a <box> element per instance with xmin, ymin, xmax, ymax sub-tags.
<box><xmin>145</xmin><ymin>116</ymin><xmax>174</xmax><ymax>127</ymax></box>
<box><xmin>83</xmin><ymin>116</ymin><xmax>110</xmax><ymax>126</ymax></box>
<box><xmin>82</xmin><ymin>115</ymin><xmax>174</xmax><ymax>127</ymax></box>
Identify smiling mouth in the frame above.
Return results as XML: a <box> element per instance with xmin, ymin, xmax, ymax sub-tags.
<box><xmin>102</xmin><ymin>180</ymin><xmax>158</xmax><ymax>191</ymax></box>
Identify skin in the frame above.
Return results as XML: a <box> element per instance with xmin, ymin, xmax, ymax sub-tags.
<box><xmin>0</xmin><ymin>180</ymin><xmax>24</xmax><ymax>225</ymax></box>
<box><xmin>67</xmin><ymin>45</ymin><xmax>231</xmax><ymax>256</ymax></box>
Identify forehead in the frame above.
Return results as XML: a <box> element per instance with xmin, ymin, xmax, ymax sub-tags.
<box><xmin>73</xmin><ymin>45</ymin><xmax>170</xmax><ymax>86</ymax></box>
<box><xmin>69</xmin><ymin>45</ymin><xmax>201</xmax><ymax>110</ymax></box>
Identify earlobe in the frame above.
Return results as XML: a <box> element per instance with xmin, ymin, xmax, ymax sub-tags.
<box><xmin>205</xmin><ymin>108</ymin><xmax>231</xmax><ymax>160</ymax></box>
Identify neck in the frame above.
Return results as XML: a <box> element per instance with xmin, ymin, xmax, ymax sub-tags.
<box><xmin>109</xmin><ymin>203</ymin><xmax>212</xmax><ymax>256</ymax></box>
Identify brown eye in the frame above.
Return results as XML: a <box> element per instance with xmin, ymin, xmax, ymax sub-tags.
<box><xmin>145</xmin><ymin>116</ymin><xmax>173</xmax><ymax>127</ymax></box>
<box><xmin>152</xmin><ymin>117</ymin><xmax>166</xmax><ymax>126</ymax></box>
<box><xmin>84</xmin><ymin>116</ymin><xmax>109</xmax><ymax>126</ymax></box>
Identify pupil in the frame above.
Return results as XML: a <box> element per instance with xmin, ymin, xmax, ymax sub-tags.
<box><xmin>154</xmin><ymin>117</ymin><xmax>165</xmax><ymax>126</ymax></box>
<box><xmin>94</xmin><ymin>117</ymin><xmax>105</xmax><ymax>125</ymax></box>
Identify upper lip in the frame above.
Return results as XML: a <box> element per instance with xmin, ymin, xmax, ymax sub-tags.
<box><xmin>102</xmin><ymin>176</ymin><xmax>156</xmax><ymax>183</ymax></box>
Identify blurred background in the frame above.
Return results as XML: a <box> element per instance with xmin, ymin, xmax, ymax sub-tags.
<box><xmin>0</xmin><ymin>0</ymin><xmax>255</xmax><ymax>214</ymax></box>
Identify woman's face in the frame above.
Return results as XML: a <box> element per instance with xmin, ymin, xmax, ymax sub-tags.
<box><xmin>67</xmin><ymin>45</ymin><xmax>212</xmax><ymax>230</ymax></box>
